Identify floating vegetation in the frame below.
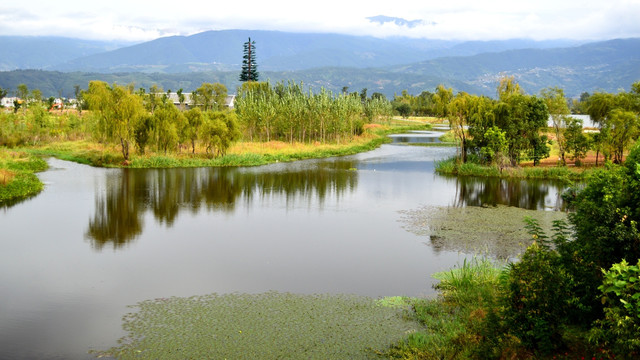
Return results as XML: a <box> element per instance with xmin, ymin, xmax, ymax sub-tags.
<box><xmin>399</xmin><ymin>205</ymin><xmax>568</xmax><ymax>259</ymax></box>
<box><xmin>93</xmin><ymin>292</ymin><xmax>421</xmax><ymax>359</ymax></box>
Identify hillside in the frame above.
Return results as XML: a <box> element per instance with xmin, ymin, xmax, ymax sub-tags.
<box><xmin>0</xmin><ymin>37</ymin><xmax>133</xmax><ymax>71</ymax></box>
<box><xmin>0</xmin><ymin>38</ymin><xmax>638</xmax><ymax>99</ymax></box>
<box><xmin>0</xmin><ymin>30</ymin><xmax>577</xmax><ymax>74</ymax></box>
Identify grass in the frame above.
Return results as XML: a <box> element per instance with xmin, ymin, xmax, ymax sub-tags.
<box><xmin>435</xmin><ymin>157</ymin><xmax>591</xmax><ymax>181</ymax></box>
<box><xmin>0</xmin><ymin>148</ymin><xmax>48</xmax><ymax>205</ymax></box>
<box><xmin>92</xmin><ymin>292</ymin><xmax>421</xmax><ymax>360</ymax></box>
<box><xmin>22</xmin><ymin>124</ymin><xmax>430</xmax><ymax>169</ymax></box>
<box><xmin>382</xmin><ymin>257</ymin><xmax>506</xmax><ymax>359</ymax></box>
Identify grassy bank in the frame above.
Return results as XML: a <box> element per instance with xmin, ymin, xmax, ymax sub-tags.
<box><xmin>0</xmin><ymin>148</ymin><xmax>48</xmax><ymax>205</ymax></box>
<box><xmin>25</xmin><ymin>124</ymin><xmax>428</xmax><ymax>169</ymax></box>
<box><xmin>436</xmin><ymin>157</ymin><xmax>591</xmax><ymax>182</ymax></box>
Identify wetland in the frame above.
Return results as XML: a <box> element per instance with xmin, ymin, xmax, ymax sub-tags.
<box><xmin>0</xmin><ymin>131</ymin><xmax>570</xmax><ymax>359</ymax></box>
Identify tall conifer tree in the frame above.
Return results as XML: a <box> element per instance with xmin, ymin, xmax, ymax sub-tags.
<box><xmin>239</xmin><ymin>37</ymin><xmax>259</xmax><ymax>82</ymax></box>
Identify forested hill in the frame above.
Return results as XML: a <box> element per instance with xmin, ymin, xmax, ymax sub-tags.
<box><xmin>0</xmin><ymin>37</ymin><xmax>133</xmax><ymax>71</ymax></box>
<box><xmin>0</xmin><ymin>38</ymin><xmax>638</xmax><ymax>99</ymax></box>
<box><xmin>389</xmin><ymin>38</ymin><xmax>640</xmax><ymax>96</ymax></box>
<box><xmin>1</xmin><ymin>30</ymin><xmax>578</xmax><ymax>74</ymax></box>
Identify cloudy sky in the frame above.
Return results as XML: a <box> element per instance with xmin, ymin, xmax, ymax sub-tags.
<box><xmin>1</xmin><ymin>0</ymin><xmax>639</xmax><ymax>42</ymax></box>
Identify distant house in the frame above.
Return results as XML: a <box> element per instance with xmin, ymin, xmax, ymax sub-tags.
<box><xmin>1</xmin><ymin>97</ymin><xmax>19</xmax><ymax>108</ymax></box>
<box><xmin>547</xmin><ymin>114</ymin><xmax>596</xmax><ymax>128</ymax></box>
<box><xmin>163</xmin><ymin>92</ymin><xmax>235</xmax><ymax>110</ymax></box>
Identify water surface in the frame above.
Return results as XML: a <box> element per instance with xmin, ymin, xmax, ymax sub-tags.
<box><xmin>0</xmin><ymin>135</ymin><xmax>568</xmax><ymax>359</ymax></box>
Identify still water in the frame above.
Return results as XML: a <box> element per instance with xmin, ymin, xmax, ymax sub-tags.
<box><xmin>0</xmin><ymin>132</ymin><xmax>567</xmax><ymax>359</ymax></box>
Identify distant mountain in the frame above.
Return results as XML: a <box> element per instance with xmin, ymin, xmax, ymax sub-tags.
<box><xmin>1</xmin><ymin>37</ymin><xmax>637</xmax><ymax>100</ymax></box>
<box><xmin>389</xmin><ymin>38</ymin><xmax>640</xmax><ymax>96</ymax></box>
<box><xmin>40</xmin><ymin>30</ymin><xmax>578</xmax><ymax>73</ymax></box>
<box><xmin>0</xmin><ymin>36</ymin><xmax>133</xmax><ymax>71</ymax></box>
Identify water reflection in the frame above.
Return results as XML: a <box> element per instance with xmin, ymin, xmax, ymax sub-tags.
<box><xmin>388</xmin><ymin>131</ymin><xmax>442</xmax><ymax>144</ymax></box>
<box><xmin>448</xmin><ymin>175</ymin><xmax>566</xmax><ymax>210</ymax></box>
<box><xmin>86</xmin><ymin>161</ymin><xmax>358</xmax><ymax>250</ymax></box>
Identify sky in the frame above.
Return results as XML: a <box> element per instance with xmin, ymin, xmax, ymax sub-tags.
<box><xmin>1</xmin><ymin>0</ymin><xmax>639</xmax><ymax>42</ymax></box>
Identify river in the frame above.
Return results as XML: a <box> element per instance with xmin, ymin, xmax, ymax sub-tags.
<box><xmin>0</xmin><ymin>131</ymin><xmax>567</xmax><ymax>359</ymax></box>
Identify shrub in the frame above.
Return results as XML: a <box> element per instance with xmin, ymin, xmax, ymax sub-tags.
<box><xmin>501</xmin><ymin>242</ymin><xmax>571</xmax><ymax>354</ymax></box>
<box><xmin>590</xmin><ymin>259</ymin><xmax>640</xmax><ymax>358</ymax></box>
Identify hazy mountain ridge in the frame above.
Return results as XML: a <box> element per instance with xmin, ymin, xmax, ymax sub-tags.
<box><xmin>1</xmin><ymin>30</ymin><xmax>581</xmax><ymax>73</ymax></box>
<box><xmin>0</xmin><ymin>36</ymin><xmax>135</xmax><ymax>71</ymax></box>
<box><xmin>0</xmin><ymin>33</ymin><xmax>638</xmax><ymax>100</ymax></box>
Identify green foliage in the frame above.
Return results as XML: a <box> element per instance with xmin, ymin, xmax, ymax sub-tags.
<box><xmin>394</xmin><ymin>102</ymin><xmax>411</xmax><ymax>118</ymax></box>
<box><xmin>200</xmin><ymin>111</ymin><xmax>241</xmax><ymax>157</ymax></box>
<box><xmin>235</xmin><ymin>81</ymin><xmax>372</xmax><ymax>144</ymax></box>
<box><xmin>385</xmin><ymin>257</ymin><xmax>505</xmax><ymax>360</ymax></box>
<box><xmin>0</xmin><ymin>150</ymin><xmax>48</xmax><ymax>204</ymax></box>
<box><xmin>93</xmin><ymin>292</ymin><xmax>417</xmax><ymax>359</ymax></box>
<box><xmin>432</xmin><ymin>257</ymin><xmax>504</xmax><ymax>307</ymax></box>
<box><xmin>239</xmin><ymin>37</ymin><xmax>259</xmax><ymax>82</ymax></box>
<box><xmin>502</xmin><ymin>242</ymin><xmax>571</xmax><ymax>354</ymax></box>
<box><xmin>84</xmin><ymin>81</ymin><xmax>145</xmax><ymax>160</ymax></box>
<box><xmin>542</xmin><ymin>87</ymin><xmax>570</xmax><ymax>165</ymax></box>
<box><xmin>565</xmin><ymin>117</ymin><xmax>591</xmax><ymax>166</ymax></box>
<box><xmin>590</xmin><ymin>260</ymin><xmax>640</xmax><ymax>357</ymax></box>
<box><xmin>479</xmin><ymin>126</ymin><xmax>508</xmax><ymax>165</ymax></box>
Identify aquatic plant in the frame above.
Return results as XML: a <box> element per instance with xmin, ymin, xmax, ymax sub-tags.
<box><xmin>93</xmin><ymin>292</ymin><xmax>421</xmax><ymax>359</ymax></box>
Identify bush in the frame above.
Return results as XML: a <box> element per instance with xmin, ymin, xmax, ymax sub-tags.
<box><xmin>590</xmin><ymin>259</ymin><xmax>640</xmax><ymax>358</ymax></box>
<box><xmin>501</xmin><ymin>242</ymin><xmax>571</xmax><ymax>354</ymax></box>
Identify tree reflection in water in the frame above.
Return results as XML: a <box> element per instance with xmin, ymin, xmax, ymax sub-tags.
<box><xmin>451</xmin><ymin>175</ymin><xmax>567</xmax><ymax>211</ymax></box>
<box><xmin>85</xmin><ymin>160</ymin><xmax>358</xmax><ymax>250</ymax></box>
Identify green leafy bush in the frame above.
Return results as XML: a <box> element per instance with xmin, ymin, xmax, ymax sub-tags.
<box><xmin>590</xmin><ymin>260</ymin><xmax>640</xmax><ymax>357</ymax></box>
<box><xmin>501</xmin><ymin>242</ymin><xmax>571</xmax><ymax>354</ymax></box>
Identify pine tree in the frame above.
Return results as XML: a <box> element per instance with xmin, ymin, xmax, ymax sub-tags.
<box><xmin>239</xmin><ymin>37</ymin><xmax>259</xmax><ymax>82</ymax></box>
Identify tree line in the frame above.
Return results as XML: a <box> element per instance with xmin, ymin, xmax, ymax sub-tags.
<box><xmin>426</xmin><ymin>77</ymin><xmax>640</xmax><ymax>167</ymax></box>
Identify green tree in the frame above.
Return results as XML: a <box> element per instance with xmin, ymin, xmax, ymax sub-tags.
<box><xmin>152</xmin><ymin>103</ymin><xmax>183</xmax><ymax>154</ymax></box>
<box><xmin>212</xmin><ymin>83</ymin><xmax>228</xmax><ymax>111</ymax></box>
<box><xmin>564</xmin><ymin>117</ymin><xmax>590</xmax><ymax>166</ymax></box>
<box><xmin>30</xmin><ymin>89</ymin><xmax>43</xmax><ymax>106</ymax></box>
<box><xmin>395</xmin><ymin>103</ymin><xmax>411</xmax><ymax>118</ymax></box>
<box><xmin>200</xmin><ymin>111</ymin><xmax>241</xmax><ymax>157</ymax></box>
<box><xmin>239</xmin><ymin>37</ymin><xmax>259</xmax><ymax>82</ymax></box>
<box><xmin>73</xmin><ymin>85</ymin><xmax>84</xmax><ymax>114</ymax></box>
<box><xmin>608</xmin><ymin>109</ymin><xmax>639</xmax><ymax>164</ymax></box>
<box><xmin>447</xmin><ymin>92</ymin><xmax>473</xmax><ymax>163</ymax></box>
<box><xmin>541</xmin><ymin>87</ymin><xmax>570</xmax><ymax>165</ymax></box>
<box><xmin>176</xmin><ymin>88</ymin><xmax>185</xmax><ymax>110</ymax></box>
<box><xmin>84</xmin><ymin>81</ymin><xmax>145</xmax><ymax>161</ymax></box>
<box><xmin>480</xmin><ymin>126</ymin><xmax>508</xmax><ymax>166</ymax></box>
<box><xmin>0</xmin><ymin>86</ymin><xmax>7</xmax><ymax>107</ymax></box>
<box><xmin>495</xmin><ymin>81</ymin><xmax>549</xmax><ymax>166</ymax></box>
<box><xmin>183</xmin><ymin>107</ymin><xmax>205</xmax><ymax>153</ymax></box>
<box><xmin>16</xmin><ymin>84</ymin><xmax>29</xmax><ymax>101</ymax></box>
<box><xmin>134</xmin><ymin>114</ymin><xmax>153</xmax><ymax>155</ymax></box>
<box><xmin>433</xmin><ymin>84</ymin><xmax>453</xmax><ymax>119</ymax></box>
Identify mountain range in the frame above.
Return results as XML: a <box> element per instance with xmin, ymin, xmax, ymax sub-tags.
<box><xmin>0</xmin><ymin>30</ymin><xmax>638</xmax><ymax>99</ymax></box>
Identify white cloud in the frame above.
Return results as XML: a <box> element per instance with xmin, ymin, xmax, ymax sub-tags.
<box><xmin>2</xmin><ymin>0</ymin><xmax>639</xmax><ymax>41</ymax></box>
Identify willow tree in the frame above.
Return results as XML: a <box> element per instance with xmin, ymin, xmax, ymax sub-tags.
<box><xmin>85</xmin><ymin>81</ymin><xmax>144</xmax><ymax>161</ymax></box>
<box><xmin>447</xmin><ymin>92</ymin><xmax>473</xmax><ymax>163</ymax></box>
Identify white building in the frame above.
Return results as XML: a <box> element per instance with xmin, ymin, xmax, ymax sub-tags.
<box><xmin>1</xmin><ymin>97</ymin><xmax>20</xmax><ymax>108</ymax></box>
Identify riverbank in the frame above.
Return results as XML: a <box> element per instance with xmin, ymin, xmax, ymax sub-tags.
<box><xmin>435</xmin><ymin>157</ymin><xmax>592</xmax><ymax>182</ymax></box>
<box><xmin>0</xmin><ymin>149</ymin><xmax>48</xmax><ymax>205</ymax></box>
<box><xmin>1</xmin><ymin>123</ymin><xmax>428</xmax><ymax>204</ymax></box>
<box><xmin>24</xmin><ymin>124</ymin><xmax>429</xmax><ymax>169</ymax></box>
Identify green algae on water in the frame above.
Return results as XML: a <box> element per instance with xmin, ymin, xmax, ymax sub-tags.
<box><xmin>93</xmin><ymin>292</ymin><xmax>422</xmax><ymax>359</ymax></box>
<box><xmin>399</xmin><ymin>205</ymin><xmax>568</xmax><ymax>259</ymax></box>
